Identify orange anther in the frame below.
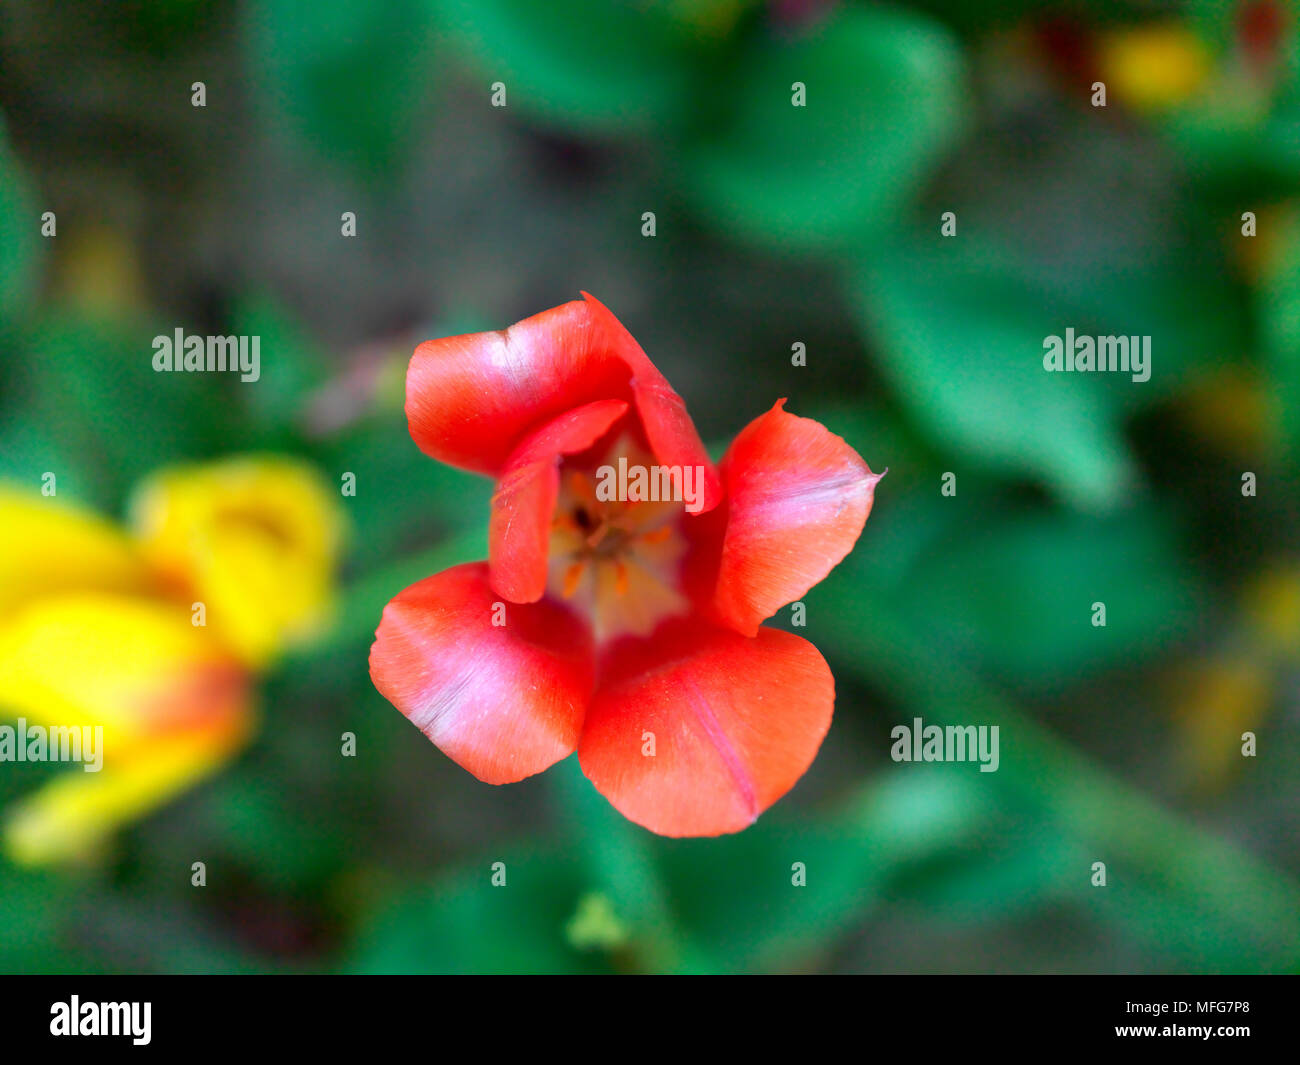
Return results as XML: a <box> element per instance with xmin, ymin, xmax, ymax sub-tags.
<box><xmin>562</xmin><ymin>560</ymin><xmax>587</xmax><ymax>599</ymax></box>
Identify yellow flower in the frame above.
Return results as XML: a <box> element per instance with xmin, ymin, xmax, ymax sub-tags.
<box><xmin>0</xmin><ymin>594</ymin><xmax>252</xmax><ymax>865</ymax></box>
<box><xmin>0</xmin><ymin>456</ymin><xmax>342</xmax><ymax>865</ymax></box>
<box><xmin>1178</xmin><ymin>366</ymin><xmax>1277</xmax><ymax>458</ymax></box>
<box><xmin>1241</xmin><ymin>563</ymin><xmax>1300</xmax><ymax>656</ymax></box>
<box><xmin>0</xmin><ymin>487</ymin><xmax>149</xmax><ymax>618</ymax></box>
<box><xmin>1170</xmin><ymin>563</ymin><xmax>1300</xmax><ymax>790</ymax></box>
<box><xmin>129</xmin><ymin>456</ymin><xmax>342</xmax><ymax>669</ymax></box>
<box><xmin>1172</xmin><ymin>655</ymin><xmax>1272</xmax><ymax>791</ymax></box>
<box><xmin>1099</xmin><ymin>23</ymin><xmax>1213</xmax><ymax>115</ymax></box>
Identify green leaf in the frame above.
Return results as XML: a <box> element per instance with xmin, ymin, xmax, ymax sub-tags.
<box><xmin>318</xmin><ymin>420</ymin><xmax>491</xmax><ymax>575</ymax></box>
<box><xmin>848</xmin><ymin>107</ymin><xmax>1247</xmax><ymax>505</ymax></box>
<box><xmin>546</xmin><ymin>756</ymin><xmax>713</xmax><ymax>972</ymax></box>
<box><xmin>0</xmin><ymin>117</ymin><xmax>41</xmax><ymax>325</ymax></box>
<box><xmin>653</xmin><ymin>768</ymin><xmax>991</xmax><ymax>972</ymax></box>
<box><xmin>0</xmin><ymin>410</ymin><xmax>88</xmax><ymax>503</ymax></box>
<box><xmin>230</xmin><ymin>294</ymin><xmax>330</xmax><ymax>445</ymax></box>
<box><xmin>15</xmin><ymin>311</ymin><xmax>229</xmax><ymax>508</ymax></box>
<box><xmin>884</xmin><ymin>499</ymin><xmax>1204</xmax><ymax>689</ymax></box>
<box><xmin>248</xmin><ymin>0</ymin><xmax>438</xmax><ymax>178</ymax></box>
<box><xmin>1258</xmin><ymin>209</ymin><xmax>1300</xmax><ymax>459</ymax></box>
<box><xmin>431</xmin><ymin>0</ymin><xmax>710</xmax><ymax>134</ymax></box>
<box><xmin>346</xmin><ymin>847</ymin><xmax>614</xmax><ymax>974</ymax></box>
<box><xmin>681</xmin><ymin>5</ymin><xmax>967</xmax><ymax>253</ymax></box>
<box><xmin>296</xmin><ymin>524</ymin><xmax>487</xmax><ymax>656</ymax></box>
<box><xmin>893</xmin><ymin>819</ymin><xmax>1082</xmax><ymax>925</ymax></box>
<box><xmin>0</xmin><ymin>865</ymin><xmax>100</xmax><ymax>973</ymax></box>
<box><xmin>851</xmin><ymin>233</ymin><xmax>1135</xmax><ymax>508</ymax></box>
<box><xmin>200</xmin><ymin>774</ymin><xmax>345</xmax><ymax>894</ymax></box>
<box><xmin>811</xmin><ymin>558</ymin><xmax>1300</xmax><ymax>972</ymax></box>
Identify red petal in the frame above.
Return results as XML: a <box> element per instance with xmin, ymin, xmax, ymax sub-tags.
<box><xmin>713</xmin><ymin>400</ymin><xmax>880</xmax><ymax>636</ymax></box>
<box><xmin>489</xmin><ymin>399</ymin><xmax>628</xmax><ymax>604</ymax></box>
<box><xmin>369</xmin><ymin>562</ymin><xmax>594</xmax><ymax>784</ymax></box>
<box><xmin>581</xmin><ymin>293</ymin><xmax>722</xmax><ymax>512</ymax></box>
<box><xmin>579</xmin><ymin>618</ymin><xmax>833</xmax><ymax>836</ymax></box>
<box><xmin>406</xmin><ymin>295</ymin><xmax>721</xmax><ymax>512</ymax></box>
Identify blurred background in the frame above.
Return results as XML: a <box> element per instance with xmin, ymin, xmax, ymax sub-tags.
<box><xmin>0</xmin><ymin>0</ymin><xmax>1298</xmax><ymax>973</ymax></box>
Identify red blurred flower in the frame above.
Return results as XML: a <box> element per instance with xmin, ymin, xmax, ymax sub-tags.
<box><xmin>369</xmin><ymin>293</ymin><xmax>882</xmax><ymax>836</ymax></box>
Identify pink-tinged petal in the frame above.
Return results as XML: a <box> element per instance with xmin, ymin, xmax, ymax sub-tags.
<box><xmin>406</xmin><ymin>295</ymin><xmax>721</xmax><ymax>512</ymax></box>
<box><xmin>489</xmin><ymin>399</ymin><xmax>628</xmax><ymax>604</ymax></box>
<box><xmin>369</xmin><ymin>562</ymin><xmax>594</xmax><ymax>784</ymax></box>
<box><xmin>581</xmin><ymin>292</ymin><xmax>722</xmax><ymax>513</ymax></box>
<box><xmin>579</xmin><ymin>618</ymin><xmax>833</xmax><ymax>837</ymax></box>
<box><xmin>713</xmin><ymin>399</ymin><xmax>881</xmax><ymax>636</ymax></box>
<box><xmin>406</xmin><ymin>300</ymin><xmax>628</xmax><ymax>475</ymax></box>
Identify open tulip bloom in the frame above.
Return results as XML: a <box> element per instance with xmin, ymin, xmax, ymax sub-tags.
<box><xmin>370</xmin><ymin>293</ymin><xmax>882</xmax><ymax>837</ymax></box>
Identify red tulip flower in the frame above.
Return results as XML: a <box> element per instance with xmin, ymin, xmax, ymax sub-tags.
<box><xmin>369</xmin><ymin>293</ymin><xmax>882</xmax><ymax>836</ymax></box>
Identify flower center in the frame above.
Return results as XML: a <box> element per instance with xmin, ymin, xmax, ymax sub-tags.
<box><xmin>548</xmin><ymin>449</ymin><xmax>691</xmax><ymax>641</ymax></box>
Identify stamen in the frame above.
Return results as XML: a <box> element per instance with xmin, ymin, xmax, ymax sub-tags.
<box><xmin>547</xmin><ymin>442</ymin><xmax>694</xmax><ymax>637</ymax></box>
<box><xmin>562</xmin><ymin>560</ymin><xmax>587</xmax><ymax>599</ymax></box>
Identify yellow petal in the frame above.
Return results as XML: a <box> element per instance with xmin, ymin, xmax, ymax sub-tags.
<box><xmin>1241</xmin><ymin>563</ymin><xmax>1300</xmax><ymax>655</ymax></box>
<box><xmin>0</xmin><ymin>485</ymin><xmax>150</xmax><ymax>621</ymax></box>
<box><xmin>1099</xmin><ymin>23</ymin><xmax>1213</xmax><ymax>115</ymax></box>
<box><xmin>4</xmin><ymin>725</ymin><xmax>247</xmax><ymax>866</ymax></box>
<box><xmin>0</xmin><ymin>592</ymin><xmax>252</xmax><ymax>865</ymax></box>
<box><xmin>128</xmin><ymin>456</ymin><xmax>344</xmax><ymax>669</ymax></box>
<box><xmin>0</xmin><ymin>592</ymin><xmax>249</xmax><ymax>751</ymax></box>
<box><xmin>1178</xmin><ymin>366</ymin><xmax>1276</xmax><ymax>457</ymax></box>
<box><xmin>51</xmin><ymin>222</ymin><xmax>147</xmax><ymax>317</ymax></box>
<box><xmin>1171</xmin><ymin>655</ymin><xmax>1272</xmax><ymax>791</ymax></box>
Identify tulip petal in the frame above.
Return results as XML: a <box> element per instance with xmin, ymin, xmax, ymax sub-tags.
<box><xmin>4</xmin><ymin>726</ymin><xmax>247</xmax><ymax>866</ymax></box>
<box><xmin>0</xmin><ymin>593</ymin><xmax>250</xmax><ymax>749</ymax></box>
<box><xmin>580</xmin><ymin>292</ymin><xmax>722</xmax><ymax>513</ymax></box>
<box><xmin>407</xmin><ymin>299</ymin><xmax>632</xmax><ymax>475</ymax></box>
<box><xmin>406</xmin><ymin>294</ymin><xmax>721</xmax><ymax>511</ymax></box>
<box><xmin>489</xmin><ymin>399</ymin><xmax>628</xmax><ymax>604</ymax></box>
<box><xmin>0</xmin><ymin>592</ymin><xmax>251</xmax><ymax>865</ymax></box>
<box><xmin>579</xmin><ymin>618</ymin><xmax>833</xmax><ymax>837</ymax></box>
<box><xmin>0</xmin><ymin>487</ymin><xmax>150</xmax><ymax>621</ymax></box>
<box><xmin>713</xmin><ymin>400</ymin><xmax>880</xmax><ymax>636</ymax></box>
<box><xmin>129</xmin><ymin>456</ymin><xmax>343</xmax><ymax>669</ymax></box>
<box><xmin>369</xmin><ymin>562</ymin><xmax>594</xmax><ymax>784</ymax></box>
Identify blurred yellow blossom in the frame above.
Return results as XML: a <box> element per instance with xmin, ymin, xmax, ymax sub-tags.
<box><xmin>0</xmin><ymin>487</ymin><xmax>149</xmax><ymax>618</ymax></box>
<box><xmin>1172</xmin><ymin>563</ymin><xmax>1300</xmax><ymax>789</ymax></box>
<box><xmin>1178</xmin><ymin>365</ymin><xmax>1277</xmax><ymax>457</ymax></box>
<box><xmin>52</xmin><ymin>223</ymin><xmax>147</xmax><ymax>318</ymax></box>
<box><xmin>1241</xmin><ymin>563</ymin><xmax>1300</xmax><ymax>653</ymax></box>
<box><xmin>129</xmin><ymin>456</ymin><xmax>342</xmax><ymax>669</ymax></box>
<box><xmin>0</xmin><ymin>456</ymin><xmax>343</xmax><ymax>865</ymax></box>
<box><xmin>1099</xmin><ymin>23</ymin><xmax>1213</xmax><ymax>114</ymax></box>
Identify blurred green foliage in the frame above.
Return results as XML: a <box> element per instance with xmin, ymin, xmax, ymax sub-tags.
<box><xmin>1</xmin><ymin>0</ymin><xmax>1299</xmax><ymax>973</ymax></box>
